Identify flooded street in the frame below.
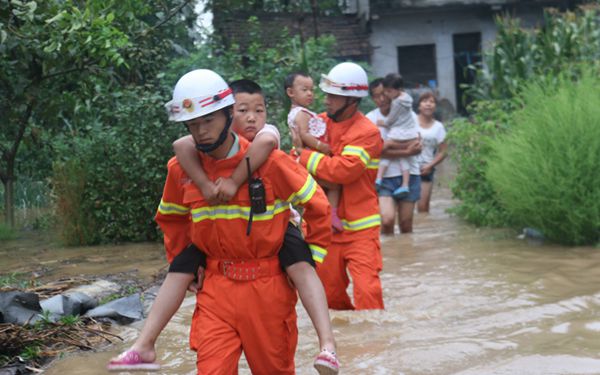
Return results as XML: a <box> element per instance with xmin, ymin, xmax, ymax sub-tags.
<box><xmin>4</xmin><ymin>168</ymin><xmax>600</xmax><ymax>375</ymax></box>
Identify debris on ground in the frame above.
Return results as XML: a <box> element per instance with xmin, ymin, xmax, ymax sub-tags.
<box><xmin>0</xmin><ymin>317</ymin><xmax>121</xmax><ymax>372</ymax></box>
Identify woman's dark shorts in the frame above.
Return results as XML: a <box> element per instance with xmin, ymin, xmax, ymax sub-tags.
<box><xmin>378</xmin><ymin>174</ymin><xmax>422</xmax><ymax>202</ymax></box>
<box><xmin>420</xmin><ymin>168</ymin><xmax>435</xmax><ymax>183</ymax></box>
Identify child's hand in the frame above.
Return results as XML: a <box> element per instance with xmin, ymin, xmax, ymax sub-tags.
<box><xmin>187</xmin><ymin>266</ymin><xmax>205</xmax><ymax>293</ymax></box>
<box><xmin>215</xmin><ymin>177</ymin><xmax>239</xmax><ymax>201</ymax></box>
<box><xmin>420</xmin><ymin>163</ymin><xmax>433</xmax><ymax>176</ymax></box>
<box><xmin>376</xmin><ymin>119</ymin><xmax>387</xmax><ymax>128</ymax></box>
<box><xmin>290</xmin><ymin>126</ymin><xmax>304</xmax><ymax>154</ymax></box>
<box><xmin>318</xmin><ymin>142</ymin><xmax>331</xmax><ymax>155</ymax></box>
<box><xmin>199</xmin><ymin>181</ymin><xmax>220</xmax><ymax>205</ymax></box>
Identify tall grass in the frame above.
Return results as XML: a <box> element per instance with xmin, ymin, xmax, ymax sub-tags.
<box><xmin>487</xmin><ymin>71</ymin><xmax>600</xmax><ymax>245</ymax></box>
<box><xmin>52</xmin><ymin>159</ymin><xmax>96</xmax><ymax>245</ymax></box>
<box><xmin>0</xmin><ymin>178</ymin><xmax>52</xmax><ymax>230</ymax></box>
<box><xmin>0</xmin><ymin>222</ymin><xmax>16</xmax><ymax>240</ymax></box>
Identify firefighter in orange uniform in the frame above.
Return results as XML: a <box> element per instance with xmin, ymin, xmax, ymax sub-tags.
<box><xmin>157</xmin><ymin>69</ymin><xmax>331</xmax><ymax>374</ymax></box>
<box><xmin>292</xmin><ymin>62</ymin><xmax>384</xmax><ymax>310</ymax></box>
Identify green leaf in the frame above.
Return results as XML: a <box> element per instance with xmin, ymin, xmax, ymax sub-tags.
<box><xmin>46</xmin><ymin>11</ymin><xmax>66</xmax><ymax>24</ymax></box>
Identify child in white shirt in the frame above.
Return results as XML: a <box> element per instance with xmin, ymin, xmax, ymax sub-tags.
<box><xmin>375</xmin><ymin>73</ymin><xmax>419</xmax><ymax>198</ymax></box>
<box><xmin>285</xmin><ymin>72</ymin><xmax>344</xmax><ymax>232</ymax></box>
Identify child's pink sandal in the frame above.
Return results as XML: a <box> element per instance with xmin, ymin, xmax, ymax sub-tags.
<box><xmin>313</xmin><ymin>348</ymin><xmax>340</xmax><ymax>375</ymax></box>
<box><xmin>107</xmin><ymin>350</ymin><xmax>160</xmax><ymax>372</ymax></box>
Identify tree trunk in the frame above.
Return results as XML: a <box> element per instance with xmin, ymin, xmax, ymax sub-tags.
<box><xmin>311</xmin><ymin>0</ymin><xmax>319</xmax><ymax>38</ymax></box>
<box><xmin>3</xmin><ymin>178</ymin><xmax>14</xmax><ymax>228</ymax></box>
<box><xmin>1</xmin><ymin>99</ymin><xmax>34</xmax><ymax>228</ymax></box>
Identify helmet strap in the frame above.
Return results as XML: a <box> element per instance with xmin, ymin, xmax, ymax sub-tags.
<box><xmin>327</xmin><ymin>97</ymin><xmax>359</xmax><ymax>122</ymax></box>
<box><xmin>194</xmin><ymin>108</ymin><xmax>233</xmax><ymax>153</ymax></box>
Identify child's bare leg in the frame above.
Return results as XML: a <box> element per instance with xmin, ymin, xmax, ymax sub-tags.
<box><xmin>121</xmin><ymin>272</ymin><xmax>195</xmax><ymax>362</ymax></box>
<box><xmin>327</xmin><ymin>186</ymin><xmax>340</xmax><ymax>210</ymax></box>
<box><xmin>327</xmin><ymin>186</ymin><xmax>344</xmax><ymax>232</ymax></box>
<box><xmin>376</xmin><ymin>164</ymin><xmax>386</xmax><ymax>183</ymax></box>
<box><xmin>286</xmin><ymin>262</ymin><xmax>336</xmax><ymax>353</ymax></box>
<box><xmin>318</xmin><ymin>179</ymin><xmax>343</xmax><ymax>232</ymax></box>
<box><xmin>402</xmin><ymin>169</ymin><xmax>410</xmax><ymax>188</ymax></box>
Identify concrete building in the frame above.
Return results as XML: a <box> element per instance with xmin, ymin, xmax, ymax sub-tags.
<box><xmin>361</xmin><ymin>0</ymin><xmax>578</xmax><ymax>113</ymax></box>
<box><xmin>212</xmin><ymin>0</ymin><xmax>579</xmax><ymax>113</ymax></box>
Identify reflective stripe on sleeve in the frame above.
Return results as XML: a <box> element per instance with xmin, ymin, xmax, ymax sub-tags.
<box><xmin>367</xmin><ymin>158</ymin><xmax>380</xmax><ymax>170</ymax></box>
<box><xmin>158</xmin><ymin>199</ymin><xmax>190</xmax><ymax>215</ymax></box>
<box><xmin>287</xmin><ymin>175</ymin><xmax>317</xmax><ymax>205</ymax></box>
<box><xmin>306</xmin><ymin>152</ymin><xmax>325</xmax><ymax>175</ymax></box>
<box><xmin>341</xmin><ymin>145</ymin><xmax>370</xmax><ymax>166</ymax></box>
<box><xmin>341</xmin><ymin>214</ymin><xmax>381</xmax><ymax>231</ymax></box>
<box><xmin>190</xmin><ymin>199</ymin><xmax>290</xmax><ymax>223</ymax></box>
<box><xmin>309</xmin><ymin>244</ymin><xmax>328</xmax><ymax>263</ymax></box>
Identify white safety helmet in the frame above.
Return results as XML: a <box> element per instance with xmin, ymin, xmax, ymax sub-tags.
<box><xmin>319</xmin><ymin>62</ymin><xmax>369</xmax><ymax>98</ymax></box>
<box><xmin>165</xmin><ymin>69</ymin><xmax>235</xmax><ymax>122</ymax></box>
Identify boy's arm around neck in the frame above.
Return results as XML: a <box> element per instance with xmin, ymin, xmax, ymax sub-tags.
<box><xmin>173</xmin><ymin>135</ymin><xmax>219</xmax><ymax>204</ymax></box>
<box><xmin>232</xmin><ymin>130</ymin><xmax>278</xmax><ymax>184</ymax></box>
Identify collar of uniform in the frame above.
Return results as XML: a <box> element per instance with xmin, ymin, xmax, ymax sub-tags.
<box><xmin>328</xmin><ymin>110</ymin><xmax>363</xmax><ymax>127</ymax></box>
<box><xmin>225</xmin><ymin>132</ymin><xmax>240</xmax><ymax>159</ymax></box>
<box><xmin>199</xmin><ymin>136</ymin><xmax>250</xmax><ymax>175</ymax></box>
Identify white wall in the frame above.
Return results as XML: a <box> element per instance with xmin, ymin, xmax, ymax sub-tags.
<box><xmin>369</xmin><ymin>8</ymin><xmax>497</xmax><ymax>108</ymax></box>
<box><xmin>369</xmin><ymin>6</ymin><xmax>543</xmax><ymax>108</ymax></box>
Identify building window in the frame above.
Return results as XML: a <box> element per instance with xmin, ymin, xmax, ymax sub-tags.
<box><xmin>453</xmin><ymin>32</ymin><xmax>481</xmax><ymax>115</ymax></box>
<box><xmin>396</xmin><ymin>44</ymin><xmax>437</xmax><ymax>89</ymax></box>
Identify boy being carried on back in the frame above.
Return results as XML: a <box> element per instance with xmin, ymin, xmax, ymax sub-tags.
<box><xmin>108</xmin><ymin>79</ymin><xmax>339</xmax><ymax>374</ymax></box>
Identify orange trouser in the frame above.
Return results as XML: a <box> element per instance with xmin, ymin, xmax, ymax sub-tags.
<box><xmin>317</xmin><ymin>237</ymin><xmax>384</xmax><ymax>310</ymax></box>
<box><xmin>190</xmin><ymin>260</ymin><xmax>298</xmax><ymax>375</ymax></box>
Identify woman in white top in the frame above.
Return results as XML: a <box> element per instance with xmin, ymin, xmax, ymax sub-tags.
<box><xmin>416</xmin><ymin>91</ymin><xmax>448</xmax><ymax>213</ymax></box>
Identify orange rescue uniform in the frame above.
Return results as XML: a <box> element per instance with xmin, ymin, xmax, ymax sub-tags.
<box><xmin>298</xmin><ymin>111</ymin><xmax>384</xmax><ymax>310</ymax></box>
<box><xmin>156</xmin><ymin>136</ymin><xmax>331</xmax><ymax>374</ymax></box>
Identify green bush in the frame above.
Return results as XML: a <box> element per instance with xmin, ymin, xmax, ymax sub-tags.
<box><xmin>52</xmin><ymin>159</ymin><xmax>94</xmax><ymax>245</ymax></box>
<box><xmin>487</xmin><ymin>71</ymin><xmax>600</xmax><ymax>245</ymax></box>
<box><xmin>0</xmin><ymin>222</ymin><xmax>16</xmax><ymax>241</ymax></box>
<box><xmin>52</xmin><ymin>84</ymin><xmax>184</xmax><ymax>245</ymax></box>
<box><xmin>447</xmin><ymin>100</ymin><xmax>517</xmax><ymax>226</ymax></box>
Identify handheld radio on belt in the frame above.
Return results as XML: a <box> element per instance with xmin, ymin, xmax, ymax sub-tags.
<box><xmin>246</xmin><ymin>157</ymin><xmax>266</xmax><ymax>236</ymax></box>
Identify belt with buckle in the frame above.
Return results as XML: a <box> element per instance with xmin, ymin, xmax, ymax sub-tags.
<box><xmin>206</xmin><ymin>256</ymin><xmax>282</xmax><ymax>281</ymax></box>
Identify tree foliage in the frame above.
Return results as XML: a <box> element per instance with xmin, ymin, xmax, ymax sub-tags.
<box><xmin>0</xmin><ymin>0</ymin><xmax>196</xmax><ymax>227</ymax></box>
<box><xmin>467</xmin><ymin>5</ymin><xmax>600</xmax><ymax>100</ymax></box>
<box><xmin>52</xmin><ymin>85</ymin><xmax>184</xmax><ymax>244</ymax></box>
<box><xmin>50</xmin><ymin>11</ymin><xmax>338</xmax><ymax>245</ymax></box>
<box><xmin>209</xmin><ymin>0</ymin><xmax>342</xmax><ymax>14</ymax></box>
<box><xmin>167</xmin><ymin>21</ymin><xmax>338</xmax><ymax>150</ymax></box>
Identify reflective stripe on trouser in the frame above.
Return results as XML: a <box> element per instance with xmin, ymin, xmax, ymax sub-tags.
<box><xmin>191</xmin><ymin>272</ymin><xmax>298</xmax><ymax>374</ymax></box>
<box><xmin>316</xmin><ymin>237</ymin><xmax>384</xmax><ymax>310</ymax></box>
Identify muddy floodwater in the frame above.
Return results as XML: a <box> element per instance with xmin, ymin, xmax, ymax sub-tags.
<box><xmin>3</xmin><ymin>167</ymin><xmax>600</xmax><ymax>375</ymax></box>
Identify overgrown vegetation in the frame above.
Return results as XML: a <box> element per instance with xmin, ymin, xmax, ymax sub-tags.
<box><xmin>2</xmin><ymin>0</ymin><xmax>341</xmax><ymax>245</ymax></box>
<box><xmin>487</xmin><ymin>71</ymin><xmax>600</xmax><ymax>245</ymax></box>
<box><xmin>167</xmin><ymin>19</ymin><xmax>338</xmax><ymax>149</ymax></box>
<box><xmin>0</xmin><ymin>222</ymin><xmax>16</xmax><ymax>241</ymax></box>
<box><xmin>449</xmin><ymin>5</ymin><xmax>600</xmax><ymax>245</ymax></box>
<box><xmin>0</xmin><ymin>272</ymin><xmax>37</xmax><ymax>289</ymax></box>
<box><xmin>51</xmin><ymin>86</ymin><xmax>183</xmax><ymax>245</ymax></box>
<box><xmin>1</xmin><ymin>0</ymin><xmax>197</xmax><ymax>230</ymax></box>
<box><xmin>446</xmin><ymin>100</ymin><xmax>517</xmax><ymax>226</ymax></box>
